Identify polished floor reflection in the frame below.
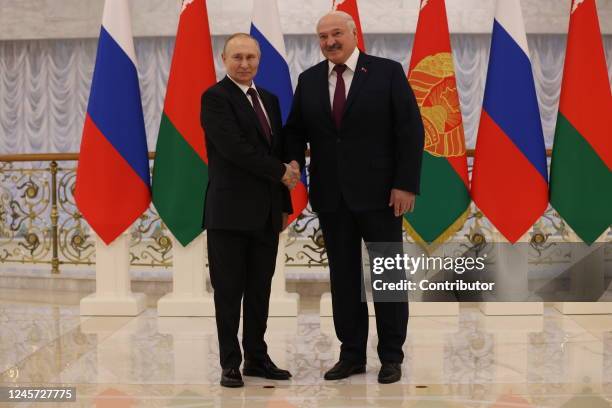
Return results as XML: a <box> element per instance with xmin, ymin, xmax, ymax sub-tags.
<box><xmin>1</xmin><ymin>294</ymin><xmax>612</xmax><ymax>407</ymax></box>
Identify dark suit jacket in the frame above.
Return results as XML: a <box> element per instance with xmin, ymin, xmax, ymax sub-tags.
<box><xmin>200</xmin><ymin>76</ymin><xmax>293</xmax><ymax>232</ymax></box>
<box><xmin>284</xmin><ymin>52</ymin><xmax>425</xmax><ymax>213</ymax></box>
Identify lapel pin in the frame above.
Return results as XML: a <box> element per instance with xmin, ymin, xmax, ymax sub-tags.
<box><xmin>360</xmin><ymin>67</ymin><xmax>367</xmax><ymax>73</ymax></box>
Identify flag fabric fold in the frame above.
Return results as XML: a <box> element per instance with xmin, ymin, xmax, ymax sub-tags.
<box><xmin>251</xmin><ymin>0</ymin><xmax>308</xmax><ymax>225</ymax></box>
<box><xmin>471</xmin><ymin>0</ymin><xmax>548</xmax><ymax>243</ymax></box>
<box><xmin>151</xmin><ymin>0</ymin><xmax>216</xmax><ymax>246</ymax></box>
<box><xmin>405</xmin><ymin>0</ymin><xmax>470</xmax><ymax>251</ymax></box>
<box><xmin>75</xmin><ymin>0</ymin><xmax>151</xmax><ymax>245</ymax></box>
<box><xmin>549</xmin><ymin>0</ymin><xmax>612</xmax><ymax>244</ymax></box>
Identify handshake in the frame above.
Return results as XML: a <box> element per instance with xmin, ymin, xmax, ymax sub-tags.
<box><xmin>281</xmin><ymin>160</ymin><xmax>301</xmax><ymax>190</ymax></box>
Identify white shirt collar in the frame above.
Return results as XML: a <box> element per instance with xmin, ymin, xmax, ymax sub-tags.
<box><xmin>227</xmin><ymin>74</ymin><xmax>258</xmax><ymax>95</ymax></box>
<box><xmin>328</xmin><ymin>47</ymin><xmax>360</xmax><ymax>76</ymax></box>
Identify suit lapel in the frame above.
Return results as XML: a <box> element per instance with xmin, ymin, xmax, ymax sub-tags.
<box><xmin>221</xmin><ymin>77</ymin><xmax>271</xmax><ymax>147</ymax></box>
<box><xmin>343</xmin><ymin>52</ymin><xmax>371</xmax><ymax>117</ymax></box>
<box><xmin>317</xmin><ymin>62</ymin><xmax>335</xmax><ymax>128</ymax></box>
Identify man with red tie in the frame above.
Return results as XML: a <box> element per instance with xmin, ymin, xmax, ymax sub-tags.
<box><xmin>200</xmin><ymin>33</ymin><xmax>299</xmax><ymax>388</ymax></box>
<box><xmin>284</xmin><ymin>12</ymin><xmax>425</xmax><ymax>384</ymax></box>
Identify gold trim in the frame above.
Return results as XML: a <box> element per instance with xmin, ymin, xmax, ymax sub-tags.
<box><xmin>0</xmin><ymin>150</ymin><xmax>553</xmax><ymax>163</ymax></box>
<box><xmin>403</xmin><ymin>206</ymin><xmax>471</xmax><ymax>254</ymax></box>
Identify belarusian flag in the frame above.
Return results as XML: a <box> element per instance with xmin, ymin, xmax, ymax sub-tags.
<box><xmin>550</xmin><ymin>0</ymin><xmax>612</xmax><ymax>244</ymax></box>
<box><xmin>332</xmin><ymin>0</ymin><xmax>366</xmax><ymax>51</ymax></box>
<box><xmin>152</xmin><ymin>0</ymin><xmax>216</xmax><ymax>246</ymax></box>
<box><xmin>404</xmin><ymin>0</ymin><xmax>470</xmax><ymax>251</ymax></box>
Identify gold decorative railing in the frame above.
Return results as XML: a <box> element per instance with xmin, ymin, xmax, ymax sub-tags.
<box><xmin>0</xmin><ymin>153</ymin><xmax>171</xmax><ymax>273</ymax></box>
<box><xmin>2</xmin><ymin>150</ymin><xmax>597</xmax><ymax>275</ymax></box>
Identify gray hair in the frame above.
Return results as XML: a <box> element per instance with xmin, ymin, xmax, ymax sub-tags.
<box><xmin>317</xmin><ymin>11</ymin><xmax>357</xmax><ymax>33</ymax></box>
<box><xmin>222</xmin><ymin>33</ymin><xmax>260</xmax><ymax>55</ymax></box>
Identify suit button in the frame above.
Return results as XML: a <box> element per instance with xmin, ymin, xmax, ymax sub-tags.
<box><xmin>336</xmin><ymin>138</ymin><xmax>341</xmax><ymax>143</ymax></box>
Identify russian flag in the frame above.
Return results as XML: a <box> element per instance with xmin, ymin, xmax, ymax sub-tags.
<box><xmin>75</xmin><ymin>0</ymin><xmax>151</xmax><ymax>245</ymax></box>
<box><xmin>471</xmin><ymin>0</ymin><xmax>548</xmax><ymax>243</ymax></box>
<box><xmin>250</xmin><ymin>0</ymin><xmax>308</xmax><ymax>224</ymax></box>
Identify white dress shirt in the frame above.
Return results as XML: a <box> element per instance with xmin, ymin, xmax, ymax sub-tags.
<box><xmin>226</xmin><ymin>74</ymin><xmax>271</xmax><ymax>127</ymax></box>
<box><xmin>327</xmin><ymin>47</ymin><xmax>360</xmax><ymax>107</ymax></box>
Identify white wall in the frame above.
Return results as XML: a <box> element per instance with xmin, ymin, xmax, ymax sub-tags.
<box><xmin>1</xmin><ymin>0</ymin><xmax>611</xmax><ymax>40</ymax></box>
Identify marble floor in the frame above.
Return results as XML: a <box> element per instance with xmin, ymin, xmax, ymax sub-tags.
<box><xmin>1</xmin><ymin>291</ymin><xmax>612</xmax><ymax>407</ymax></box>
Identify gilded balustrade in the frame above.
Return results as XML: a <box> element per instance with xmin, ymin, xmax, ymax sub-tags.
<box><xmin>0</xmin><ymin>152</ymin><xmax>608</xmax><ymax>274</ymax></box>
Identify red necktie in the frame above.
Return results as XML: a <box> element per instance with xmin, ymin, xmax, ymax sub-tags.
<box><xmin>247</xmin><ymin>87</ymin><xmax>271</xmax><ymax>144</ymax></box>
<box><xmin>332</xmin><ymin>64</ymin><xmax>347</xmax><ymax>129</ymax></box>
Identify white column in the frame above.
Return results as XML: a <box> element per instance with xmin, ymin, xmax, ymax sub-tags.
<box><xmin>157</xmin><ymin>233</ymin><xmax>215</xmax><ymax>317</ymax></box>
<box><xmin>479</xmin><ymin>231</ymin><xmax>543</xmax><ymax>316</ymax></box>
<box><xmin>554</xmin><ymin>228</ymin><xmax>611</xmax><ymax>315</ymax></box>
<box><xmin>269</xmin><ymin>230</ymin><xmax>299</xmax><ymax>317</ymax></box>
<box><xmin>80</xmin><ymin>231</ymin><xmax>146</xmax><ymax>316</ymax></box>
<box><xmin>320</xmin><ymin>293</ymin><xmax>333</xmax><ymax>317</ymax></box>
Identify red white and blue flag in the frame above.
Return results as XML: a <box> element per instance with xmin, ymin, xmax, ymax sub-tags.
<box><xmin>75</xmin><ymin>0</ymin><xmax>151</xmax><ymax>244</ymax></box>
<box><xmin>471</xmin><ymin>0</ymin><xmax>548</xmax><ymax>243</ymax></box>
<box><xmin>250</xmin><ymin>0</ymin><xmax>307</xmax><ymax>224</ymax></box>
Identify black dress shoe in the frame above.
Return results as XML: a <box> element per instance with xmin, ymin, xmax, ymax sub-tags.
<box><xmin>221</xmin><ymin>368</ymin><xmax>244</xmax><ymax>388</ymax></box>
<box><xmin>243</xmin><ymin>357</ymin><xmax>292</xmax><ymax>380</ymax></box>
<box><xmin>323</xmin><ymin>360</ymin><xmax>366</xmax><ymax>380</ymax></box>
<box><xmin>378</xmin><ymin>362</ymin><xmax>401</xmax><ymax>384</ymax></box>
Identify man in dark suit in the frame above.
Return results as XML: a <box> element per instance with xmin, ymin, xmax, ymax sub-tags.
<box><xmin>200</xmin><ymin>33</ymin><xmax>300</xmax><ymax>388</ymax></box>
<box><xmin>284</xmin><ymin>12</ymin><xmax>425</xmax><ymax>384</ymax></box>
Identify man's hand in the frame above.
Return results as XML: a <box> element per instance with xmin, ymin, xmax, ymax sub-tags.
<box><xmin>289</xmin><ymin>160</ymin><xmax>300</xmax><ymax>172</ymax></box>
<box><xmin>282</xmin><ymin>212</ymin><xmax>289</xmax><ymax>231</ymax></box>
<box><xmin>282</xmin><ymin>163</ymin><xmax>300</xmax><ymax>190</ymax></box>
<box><xmin>389</xmin><ymin>189</ymin><xmax>416</xmax><ymax>217</ymax></box>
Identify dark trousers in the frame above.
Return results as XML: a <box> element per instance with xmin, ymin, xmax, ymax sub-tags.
<box><xmin>207</xmin><ymin>221</ymin><xmax>279</xmax><ymax>369</ymax></box>
<box><xmin>318</xmin><ymin>197</ymin><xmax>409</xmax><ymax>364</ymax></box>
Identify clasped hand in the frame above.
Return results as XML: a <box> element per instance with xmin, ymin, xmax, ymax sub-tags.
<box><xmin>281</xmin><ymin>160</ymin><xmax>300</xmax><ymax>190</ymax></box>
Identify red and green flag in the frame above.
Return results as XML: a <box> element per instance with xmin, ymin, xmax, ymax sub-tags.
<box><xmin>405</xmin><ymin>0</ymin><xmax>470</xmax><ymax>251</ymax></box>
<box><xmin>152</xmin><ymin>0</ymin><xmax>216</xmax><ymax>246</ymax></box>
<box><xmin>550</xmin><ymin>0</ymin><xmax>612</xmax><ymax>244</ymax></box>
<box><xmin>332</xmin><ymin>0</ymin><xmax>366</xmax><ymax>51</ymax></box>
